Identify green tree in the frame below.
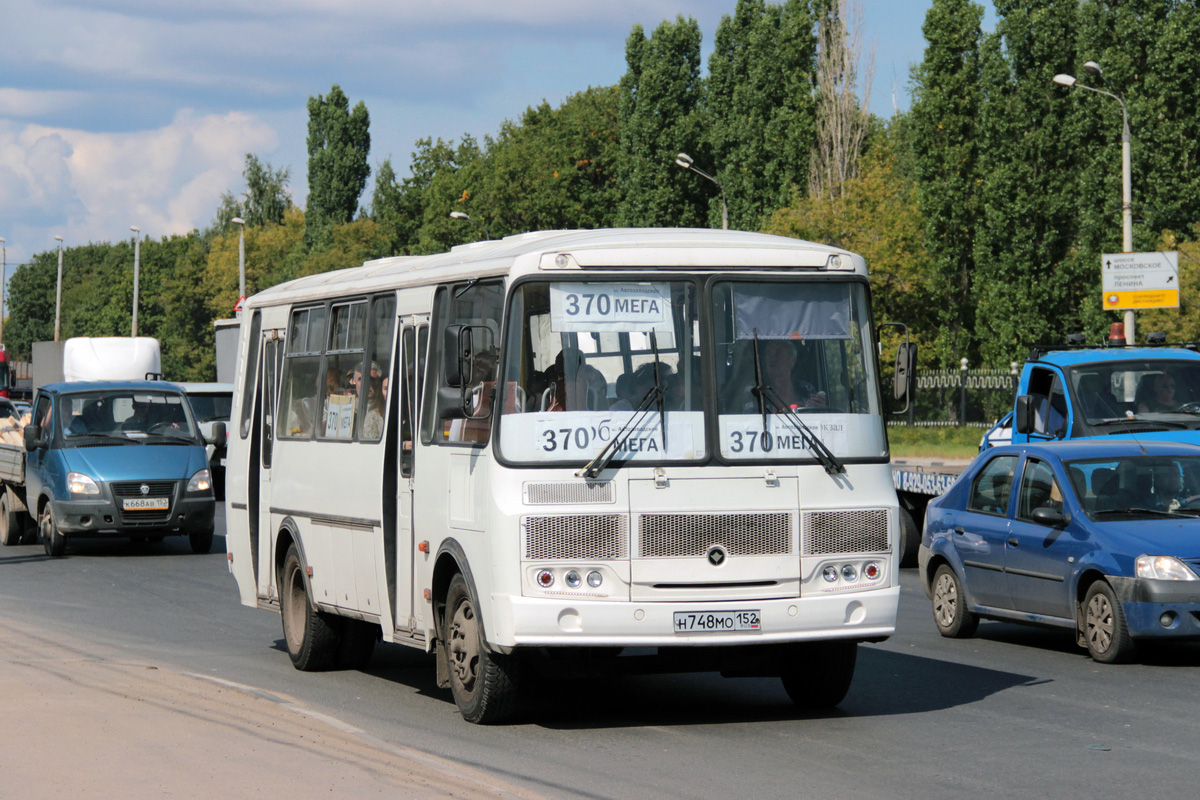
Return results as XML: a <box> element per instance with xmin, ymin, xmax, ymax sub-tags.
<box><xmin>242</xmin><ymin>154</ymin><xmax>291</xmax><ymax>227</ymax></box>
<box><xmin>970</xmin><ymin>0</ymin><xmax>1084</xmax><ymax>367</ymax></box>
<box><xmin>908</xmin><ymin>0</ymin><xmax>984</xmax><ymax>367</ymax></box>
<box><xmin>306</xmin><ymin>85</ymin><xmax>371</xmax><ymax>246</ymax></box>
<box><xmin>706</xmin><ymin>0</ymin><xmax>818</xmax><ymax>230</ymax></box>
<box><xmin>766</xmin><ymin>123</ymin><xmax>933</xmax><ymax>330</ymax></box>
<box><xmin>618</xmin><ymin>17</ymin><xmax>709</xmax><ymax>227</ymax></box>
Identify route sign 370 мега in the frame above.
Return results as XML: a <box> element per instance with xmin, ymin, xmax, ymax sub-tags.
<box><xmin>1101</xmin><ymin>251</ymin><xmax>1179</xmax><ymax>310</ymax></box>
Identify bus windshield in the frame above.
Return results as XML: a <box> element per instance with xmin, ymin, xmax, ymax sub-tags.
<box><xmin>498</xmin><ymin>278</ymin><xmax>886</xmax><ymax>466</ymax></box>
<box><xmin>499</xmin><ymin>280</ymin><xmax>704</xmax><ymax>465</ymax></box>
<box><xmin>712</xmin><ymin>280</ymin><xmax>884</xmax><ymax>461</ymax></box>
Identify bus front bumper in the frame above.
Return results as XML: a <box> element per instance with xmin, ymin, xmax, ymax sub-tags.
<box><xmin>487</xmin><ymin>586</ymin><xmax>900</xmax><ymax>649</ymax></box>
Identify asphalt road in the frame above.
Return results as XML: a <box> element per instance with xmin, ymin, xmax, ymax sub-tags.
<box><xmin>2</xmin><ymin>507</ymin><xmax>1198</xmax><ymax>799</ymax></box>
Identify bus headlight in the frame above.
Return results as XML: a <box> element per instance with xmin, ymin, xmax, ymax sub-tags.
<box><xmin>67</xmin><ymin>472</ymin><xmax>100</xmax><ymax>496</ymax></box>
<box><xmin>565</xmin><ymin>570</ymin><xmax>582</xmax><ymax>588</ymax></box>
<box><xmin>536</xmin><ymin>569</ymin><xmax>554</xmax><ymax>588</ymax></box>
<box><xmin>823</xmin><ymin>565</ymin><xmax>839</xmax><ymax>583</ymax></box>
<box><xmin>187</xmin><ymin>469</ymin><xmax>212</xmax><ymax>493</ymax></box>
<box><xmin>587</xmin><ymin>571</ymin><xmax>603</xmax><ymax>588</ymax></box>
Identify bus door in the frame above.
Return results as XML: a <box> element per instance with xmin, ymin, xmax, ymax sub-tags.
<box><xmin>395</xmin><ymin>318</ymin><xmax>428</xmax><ymax>634</ymax></box>
<box><xmin>253</xmin><ymin>330</ymin><xmax>283</xmax><ymax>600</ymax></box>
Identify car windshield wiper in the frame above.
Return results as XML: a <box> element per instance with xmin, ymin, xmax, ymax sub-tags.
<box><xmin>577</xmin><ymin>333</ymin><xmax>668</xmax><ymax>479</ymax></box>
<box><xmin>65</xmin><ymin>432</ymin><xmax>139</xmax><ymax>444</ymax></box>
<box><xmin>1094</xmin><ymin>507</ymin><xmax>1188</xmax><ymax>519</ymax></box>
<box><xmin>1091</xmin><ymin>418</ymin><xmax>1185</xmax><ymax>431</ymax></box>
<box><xmin>749</xmin><ymin>332</ymin><xmax>844</xmax><ymax>475</ymax></box>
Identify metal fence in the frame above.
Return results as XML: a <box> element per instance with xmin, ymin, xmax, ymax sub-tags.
<box><xmin>887</xmin><ymin>368</ymin><xmax>1018</xmax><ymax>427</ymax></box>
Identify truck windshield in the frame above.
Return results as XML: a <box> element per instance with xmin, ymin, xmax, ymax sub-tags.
<box><xmin>1068</xmin><ymin>359</ymin><xmax>1200</xmax><ymax>432</ymax></box>
<box><xmin>712</xmin><ymin>280</ymin><xmax>885</xmax><ymax>461</ymax></box>
<box><xmin>498</xmin><ymin>280</ymin><xmax>705</xmax><ymax>466</ymax></box>
<box><xmin>61</xmin><ymin>390</ymin><xmax>198</xmax><ymax>442</ymax></box>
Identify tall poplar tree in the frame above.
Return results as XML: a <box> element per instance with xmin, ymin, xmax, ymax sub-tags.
<box><xmin>909</xmin><ymin>0</ymin><xmax>984</xmax><ymax>367</ymax></box>
<box><xmin>617</xmin><ymin>17</ymin><xmax>708</xmax><ymax>228</ymax></box>
<box><xmin>706</xmin><ymin>0</ymin><xmax>818</xmax><ymax>230</ymax></box>
<box><xmin>306</xmin><ymin>84</ymin><xmax>371</xmax><ymax>246</ymax></box>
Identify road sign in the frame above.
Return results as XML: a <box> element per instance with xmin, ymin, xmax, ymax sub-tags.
<box><xmin>1101</xmin><ymin>251</ymin><xmax>1179</xmax><ymax>310</ymax></box>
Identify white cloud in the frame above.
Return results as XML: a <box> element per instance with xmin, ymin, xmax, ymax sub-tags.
<box><xmin>0</xmin><ymin>111</ymin><xmax>277</xmax><ymax>261</ymax></box>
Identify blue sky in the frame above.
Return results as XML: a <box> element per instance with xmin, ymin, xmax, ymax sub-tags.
<box><xmin>0</xmin><ymin>0</ymin><xmax>994</xmax><ymax>268</ymax></box>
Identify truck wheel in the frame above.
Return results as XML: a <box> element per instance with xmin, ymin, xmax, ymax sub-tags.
<box><xmin>780</xmin><ymin>640</ymin><xmax>857</xmax><ymax>709</ymax></box>
<box><xmin>189</xmin><ymin>526</ymin><xmax>215</xmax><ymax>554</ymax></box>
<box><xmin>279</xmin><ymin>544</ymin><xmax>340</xmax><ymax>671</ymax></box>
<box><xmin>443</xmin><ymin>573</ymin><xmax>519</xmax><ymax>723</ymax></box>
<box><xmin>0</xmin><ymin>490</ymin><xmax>22</xmax><ymax>546</ymax></box>
<box><xmin>40</xmin><ymin>507</ymin><xmax>66</xmax><ymax>558</ymax></box>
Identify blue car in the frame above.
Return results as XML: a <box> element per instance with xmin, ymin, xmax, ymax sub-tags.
<box><xmin>918</xmin><ymin>440</ymin><xmax>1200</xmax><ymax>663</ymax></box>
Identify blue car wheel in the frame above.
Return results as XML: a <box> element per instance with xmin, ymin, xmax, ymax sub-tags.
<box><xmin>1083</xmin><ymin>581</ymin><xmax>1136</xmax><ymax>664</ymax></box>
<box><xmin>932</xmin><ymin>564</ymin><xmax>978</xmax><ymax>638</ymax></box>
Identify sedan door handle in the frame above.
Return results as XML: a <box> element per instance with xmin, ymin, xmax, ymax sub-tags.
<box><xmin>1007</xmin><ymin>537</ymin><xmax>1019</xmax><ymax>547</ymax></box>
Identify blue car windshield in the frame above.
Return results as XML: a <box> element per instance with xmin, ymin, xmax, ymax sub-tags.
<box><xmin>61</xmin><ymin>390</ymin><xmax>198</xmax><ymax>443</ymax></box>
<box><xmin>1065</xmin><ymin>454</ymin><xmax>1200</xmax><ymax>517</ymax></box>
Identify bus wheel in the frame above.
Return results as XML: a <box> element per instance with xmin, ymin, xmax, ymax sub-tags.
<box><xmin>780</xmin><ymin>640</ymin><xmax>857</xmax><ymax>710</ymax></box>
<box><xmin>39</xmin><ymin>506</ymin><xmax>66</xmax><ymax>558</ymax></box>
<box><xmin>444</xmin><ymin>573</ymin><xmax>519</xmax><ymax>724</ymax></box>
<box><xmin>280</xmin><ymin>544</ymin><xmax>339</xmax><ymax>671</ymax></box>
<box><xmin>0</xmin><ymin>490</ymin><xmax>21</xmax><ymax>546</ymax></box>
<box><xmin>189</xmin><ymin>525</ymin><xmax>215</xmax><ymax>554</ymax></box>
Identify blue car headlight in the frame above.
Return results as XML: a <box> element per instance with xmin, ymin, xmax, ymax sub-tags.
<box><xmin>186</xmin><ymin>469</ymin><xmax>212</xmax><ymax>494</ymax></box>
<box><xmin>67</xmin><ymin>472</ymin><xmax>100</xmax><ymax>496</ymax></box>
<box><xmin>1135</xmin><ymin>555</ymin><xmax>1198</xmax><ymax>581</ymax></box>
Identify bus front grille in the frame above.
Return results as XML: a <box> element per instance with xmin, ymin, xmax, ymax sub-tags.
<box><xmin>522</xmin><ymin>514</ymin><xmax>628</xmax><ymax>560</ymax></box>
<box><xmin>523</xmin><ymin>481</ymin><xmax>614</xmax><ymax>505</ymax></box>
<box><xmin>802</xmin><ymin>509</ymin><xmax>889</xmax><ymax>555</ymax></box>
<box><xmin>637</xmin><ymin>513</ymin><xmax>794</xmax><ymax>558</ymax></box>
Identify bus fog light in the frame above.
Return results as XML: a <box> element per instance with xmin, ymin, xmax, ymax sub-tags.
<box><xmin>587</xmin><ymin>571</ymin><xmax>603</xmax><ymax>588</ymax></box>
<box><xmin>823</xmin><ymin>566</ymin><xmax>839</xmax><ymax>583</ymax></box>
<box><xmin>565</xmin><ymin>570</ymin><xmax>582</xmax><ymax>588</ymax></box>
<box><xmin>864</xmin><ymin>562</ymin><xmax>881</xmax><ymax>580</ymax></box>
<box><xmin>841</xmin><ymin>564</ymin><xmax>857</xmax><ymax>581</ymax></box>
<box><xmin>536</xmin><ymin>570</ymin><xmax>554</xmax><ymax>588</ymax></box>
<box><xmin>1160</xmin><ymin>611</ymin><xmax>1177</xmax><ymax>628</ymax></box>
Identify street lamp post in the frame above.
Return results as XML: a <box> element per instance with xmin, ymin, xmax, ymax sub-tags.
<box><xmin>130</xmin><ymin>226</ymin><xmax>141</xmax><ymax>337</ymax></box>
<box><xmin>1053</xmin><ymin>62</ymin><xmax>1135</xmax><ymax>345</ymax></box>
<box><xmin>54</xmin><ymin>236</ymin><xmax>64</xmax><ymax>341</ymax></box>
<box><xmin>232</xmin><ymin>217</ymin><xmax>245</xmax><ymax>311</ymax></box>
<box><xmin>673</xmin><ymin>153</ymin><xmax>728</xmax><ymax>230</ymax></box>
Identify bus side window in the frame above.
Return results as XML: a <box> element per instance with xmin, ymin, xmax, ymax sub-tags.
<box><xmin>280</xmin><ymin>306</ymin><xmax>328</xmax><ymax>439</ymax></box>
<box><xmin>422</xmin><ymin>280</ymin><xmax>504</xmax><ymax>445</ymax></box>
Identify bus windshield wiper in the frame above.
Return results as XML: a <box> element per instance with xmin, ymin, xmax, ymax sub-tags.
<box><xmin>749</xmin><ymin>332</ymin><xmax>844</xmax><ymax>475</ymax></box>
<box><xmin>577</xmin><ymin>332</ymin><xmax>668</xmax><ymax>479</ymax></box>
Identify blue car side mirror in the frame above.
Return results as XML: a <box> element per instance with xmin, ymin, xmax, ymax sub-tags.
<box><xmin>1031</xmin><ymin>507</ymin><xmax>1069</xmax><ymax>527</ymax></box>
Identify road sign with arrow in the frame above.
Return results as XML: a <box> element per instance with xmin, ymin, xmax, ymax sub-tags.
<box><xmin>1101</xmin><ymin>251</ymin><xmax>1179</xmax><ymax>310</ymax></box>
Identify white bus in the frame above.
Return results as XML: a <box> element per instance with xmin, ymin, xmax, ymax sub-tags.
<box><xmin>225</xmin><ymin>228</ymin><xmax>904</xmax><ymax>723</ymax></box>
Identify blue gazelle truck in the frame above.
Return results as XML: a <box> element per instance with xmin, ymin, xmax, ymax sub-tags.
<box><xmin>0</xmin><ymin>380</ymin><xmax>221</xmax><ymax>556</ymax></box>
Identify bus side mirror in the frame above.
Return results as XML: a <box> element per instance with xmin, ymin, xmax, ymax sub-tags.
<box><xmin>443</xmin><ymin>325</ymin><xmax>472</xmax><ymax>388</ymax></box>
<box><xmin>894</xmin><ymin>341</ymin><xmax>917</xmax><ymax>402</ymax></box>
<box><xmin>23</xmin><ymin>425</ymin><xmax>41</xmax><ymax>451</ymax></box>
<box><xmin>1014</xmin><ymin>395</ymin><xmax>1035</xmax><ymax>434</ymax></box>
<box><xmin>207</xmin><ymin>421</ymin><xmax>226</xmax><ymax>446</ymax></box>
